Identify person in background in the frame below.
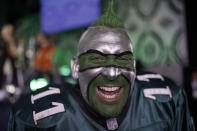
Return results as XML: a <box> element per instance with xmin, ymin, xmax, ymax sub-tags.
<box><xmin>33</xmin><ymin>33</ymin><xmax>55</xmax><ymax>82</ymax></box>
<box><xmin>0</xmin><ymin>24</ymin><xmax>18</xmax><ymax>89</ymax></box>
<box><xmin>0</xmin><ymin>24</ymin><xmax>18</xmax><ymax>131</ymax></box>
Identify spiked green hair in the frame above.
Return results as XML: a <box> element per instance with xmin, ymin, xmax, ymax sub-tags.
<box><xmin>91</xmin><ymin>0</ymin><xmax>125</xmax><ymax>28</ymax></box>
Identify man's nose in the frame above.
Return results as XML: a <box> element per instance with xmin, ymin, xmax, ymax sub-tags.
<box><xmin>102</xmin><ymin>67</ymin><xmax>121</xmax><ymax>80</ymax></box>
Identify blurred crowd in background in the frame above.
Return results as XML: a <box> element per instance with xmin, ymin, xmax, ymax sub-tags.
<box><xmin>0</xmin><ymin>23</ymin><xmax>78</xmax><ymax>131</ymax></box>
<box><xmin>0</xmin><ymin>0</ymin><xmax>196</xmax><ymax>130</ymax></box>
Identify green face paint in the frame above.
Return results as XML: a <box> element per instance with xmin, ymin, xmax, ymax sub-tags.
<box><xmin>78</xmin><ymin>51</ymin><xmax>133</xmax><ymax>118</ymax></box>
<box><xmin>88</xmin><ymin>74</ymin><xmax>130</xmax><ymax>118</ymax></box>
<box><xmin>79</xmin><ymin>51</ymin><xmax>134</xmax><ymax>71</ymax></box>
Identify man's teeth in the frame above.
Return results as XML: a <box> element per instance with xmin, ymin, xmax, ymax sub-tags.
<box><xmin>99</xmin><ymin>86</ymin><xmax>120</xmax><ymax>92</ymax></box>
<box><xmin>99</xmin><ymin>92</ymin><xmax>118</xmax><ymax>99</ymax></box>
<box><xmin>97</xmin><ymin>86</ymin><xmax>121</xmax><ymax>99</ymax></box>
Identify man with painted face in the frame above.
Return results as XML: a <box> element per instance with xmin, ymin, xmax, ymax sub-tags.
<box><xmin>8</xmin><ymin>1</ymin><xmax>194</xmax><ymax>131</ymax></box>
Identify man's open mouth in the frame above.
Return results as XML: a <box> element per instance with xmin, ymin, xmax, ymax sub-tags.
<box><xmin>96</xmin><ymin>85</ymin><xmax>123</xmax><ymax>102</ymax></box>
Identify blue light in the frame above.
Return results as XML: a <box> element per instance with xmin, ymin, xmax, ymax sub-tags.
<box><xmin>40</xmin><ymin>0</ymin><xmax>101</xmax><ymax>34</ymax></box>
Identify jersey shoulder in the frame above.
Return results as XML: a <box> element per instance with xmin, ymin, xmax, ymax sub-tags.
<box><xmin>12</xmin><ymin>83</ymin><xmax>73</xmax><ymax>128</ymax></box>
<box><xmin>135</xmin><ymin>71</ymin><xmax>184</xmax><ymax>101</ymax></box>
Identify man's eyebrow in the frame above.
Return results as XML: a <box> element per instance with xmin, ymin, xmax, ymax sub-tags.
<box><xmin>79</xmin><ymin>50</ymin><xmax>104</xmax><ymax>57</ymax></box>
<box><xmin>117</xmin><ymin>51</ymin><xmax>133</xmax><ymax>57</ymax></box>
<box><xmin>79</xmin><ymin>49</ymin><xmax>133</xmax><ymax>57</ymax></box>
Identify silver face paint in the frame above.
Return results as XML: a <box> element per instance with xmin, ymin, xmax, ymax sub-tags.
<box><xmin>78</xmin><ymin>27</ymin><xmax>133</xmax><ymax>55</ymax></box>
<box><xmin>102</xmin><ymin>67</ymin><xmax>121</xmax><ymax>80</ymax></box>
<box><xmin>71</xmin><ymin>26</ymin><xmax>136</xmax><ymax>103</ymax></box>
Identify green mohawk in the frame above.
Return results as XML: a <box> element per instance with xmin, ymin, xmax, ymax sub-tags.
<box><xmin>91</xmin><ymin>0</ymin><xmax>125</xmax><ymax>28</ymax></box>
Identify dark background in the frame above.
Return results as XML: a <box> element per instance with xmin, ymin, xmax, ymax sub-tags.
<box><xmin>0</xmin><ymin>0</ymin><xmax>39</xmax><ymax>27</ymax></box>
<box><xmin>184</xmin><ymin>0</ymin><xmax>197</xmax><ymax>127</ymax></box>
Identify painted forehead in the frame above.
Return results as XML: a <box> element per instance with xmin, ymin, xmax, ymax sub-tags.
<box><xmin>77</xmin><ymin>27</ymin><xmax>133</xmax><ymax>55</ymax></box>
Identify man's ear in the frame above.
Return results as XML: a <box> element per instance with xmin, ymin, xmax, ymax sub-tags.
<box><xmin>70</xmin><ymin>56</ymin><xmax>79</xmax><ymax>79</ymax></box>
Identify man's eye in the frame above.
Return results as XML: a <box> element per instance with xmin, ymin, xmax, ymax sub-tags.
<box><xmin>90</xmin><ymin>57</ymin><xmax>104</xmax><ymax>62</ymax></box>
<box><xmin>117</xmin><ymin>57</ymin><xmax>130</xmax><ymax>62</ymax></box>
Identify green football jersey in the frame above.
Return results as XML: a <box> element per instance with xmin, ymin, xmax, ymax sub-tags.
<box><xmin>8</xmin><ymin>72</ymin><xmax>194</xmax><ymax>131</ymax></box>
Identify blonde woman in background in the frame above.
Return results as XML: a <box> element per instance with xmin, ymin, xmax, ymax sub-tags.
<box><xmin>0</xmin><ymin>24</ymin><xmax>18</xmax><ymax>89</ymax></box>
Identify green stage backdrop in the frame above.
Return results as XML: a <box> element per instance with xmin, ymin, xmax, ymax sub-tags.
<box><xmin>16</xmin><ymin>0</ymin><xmax>187</xmax><ymax>84</ymax></box>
